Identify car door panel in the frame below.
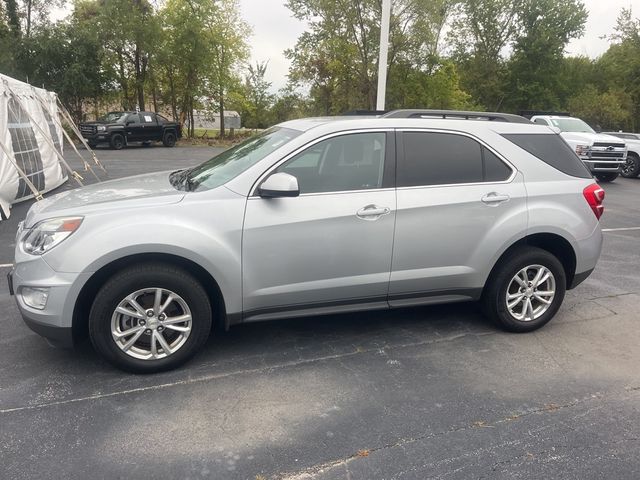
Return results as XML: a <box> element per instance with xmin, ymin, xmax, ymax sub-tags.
<box><xmin>389</xmin><ymin>130</ymin><xmax>527</xmax><ymax>302</ymax></box>
<box><xmin>242</xmin><ymin>130</ymin><xmax>396</xmax><ymax>315</ymax></box>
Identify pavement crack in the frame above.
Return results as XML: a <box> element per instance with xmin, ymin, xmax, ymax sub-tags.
<box><xmin>274</xmin><ymin>388</ymin><xmax>639</xmax><ymax>480</ymax></box>
<box><xmin>0</xmin><ymin>330</ymin><xmax>494</xmax><ymax>415</ymax></box>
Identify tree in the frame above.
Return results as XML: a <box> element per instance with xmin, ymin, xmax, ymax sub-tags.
<box><xmin>449</xmin><ymin>0</ymin><xmax>522</xmax><ymax>110</ymax></box>
<box><xmin>240</xmin><ymin>61</ymin><xmax>275</xmax><ymax>128</ymax></box>
<box><xmin>286</xmin><ymin>0</ymin><xmax>460</xmax><ymax>114</ymax></box>
<box><xmin>598</xmin><ymin>8</ymin><xmax>640</xmax><ymax>130</ymax></box>
<box><xmin>207</xmin><ymin>0</ymin><xmax>250</xmax><ymax>137</ymax></box>
<box><xmin>504</xmin><ymin>0</ymin><xmax>587</xmax><ymax>111</ymax></box>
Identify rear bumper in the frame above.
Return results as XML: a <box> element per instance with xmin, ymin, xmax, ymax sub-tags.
<box><xmin>568</xmin><ymin>268</ymin><xmax>594</xmax><ymax>290</ymax></box>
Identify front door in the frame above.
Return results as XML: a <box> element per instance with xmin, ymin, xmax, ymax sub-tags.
<box><xmin>242</xmin><ymin>131</ymin><xmax>396</xmax><ymax>320</ymax></box>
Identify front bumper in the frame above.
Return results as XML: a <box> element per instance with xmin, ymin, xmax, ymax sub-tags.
<box><xmin>81</xmin><ymin>132</ymin><xmax>109</xmax><ymax>143</ymax></box>
<box><xmin>8</xmin><ymin>257</ymin><xmax>90</xmax><ymax>348</ymax></box>
<box><xmin>580</xmin><ymin>158</ymin><xmax>625</xmax><ymax>173</ymax></box>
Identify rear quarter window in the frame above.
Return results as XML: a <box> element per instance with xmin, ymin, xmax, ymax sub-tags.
<box><xmin>502</xmin><ymin>133</ymin><xmax>592</xmax><ymax>179</ymax></box>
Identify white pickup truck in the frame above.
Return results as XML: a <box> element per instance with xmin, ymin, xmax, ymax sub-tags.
<box><xmin>603</xmin><ymin>131</ymin><xmax>640</xmax><ymax>178</ymax></box>
<box><xmin>530</xmin><ymin>115</ymin><xmax>627</xmax><ymax>182</ymax></box>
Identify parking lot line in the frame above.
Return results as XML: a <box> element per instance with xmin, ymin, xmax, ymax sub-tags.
<box><xmin>602</xmin><ymin>227</ymin><xmax>640</xmax><ymax>232</ymax></box>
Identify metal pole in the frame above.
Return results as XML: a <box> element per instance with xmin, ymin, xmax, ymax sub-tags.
<box><xmin>376</xmin><ymin>0</ymin><xmax>392</xmax><ymax>111</ymax></box>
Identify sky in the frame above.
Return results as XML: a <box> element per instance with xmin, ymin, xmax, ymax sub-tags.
<box><xmin>53</xmin><ymin>0</ymin><xmax>637</xmax><ymax>92</ymax></box>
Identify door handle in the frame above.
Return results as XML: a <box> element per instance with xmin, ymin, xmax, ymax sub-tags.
<box><xmin>356</xmin><ymin>205</ymin><xmax>391</xmax><ymax>220</ymax></box>
<box><xmin>481</xmin><ymin>193</ymin><xmax>510</xmax><ymax>205</ymax></box>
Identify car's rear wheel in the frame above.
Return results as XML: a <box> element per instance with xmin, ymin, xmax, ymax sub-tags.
<box><xmin>621</xmin><ymin>153</ymin><xmax>640</xmax><ymax>178</ymax></box>
<box><xmin>163</xmin><ymin>131</ymin><xmax>177</xmax><ymax>147</ymax></box>
<box><xmin>482</xmin><ymin>247</ymin><xmax>566</xmax><ymax>332</ymax></box>
<box><xmin>88</xmin><ymin>263</ymin><xmax>212</xmax><ymax>373</ymax></box>
<box><xmin>595</xmin><ymin>172</ymin><xmax>618</xmax><ymax>182</ymax></box>
<box><xmin>110</xmin><ymin>133</ymin><xmax>125</xmax><ymax>150</ymax></box>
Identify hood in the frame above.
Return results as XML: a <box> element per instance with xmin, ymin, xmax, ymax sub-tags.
<box><xmin>560</xmin><ymin>131</ymin><xmax>626</xmax><ymax>146</ymax></box>
<box><xmin>26</xmin><ymin>171</ymin><xmax>185</xmax><ymax>226</ymax></box>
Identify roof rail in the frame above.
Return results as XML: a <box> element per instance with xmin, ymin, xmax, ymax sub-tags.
<box><xmin>518</xmin><ymin>110</ymin><xmax>570</xmax><ymax>119</ymax></box>
<box><xmin>382</xmin><ymin>109</ymin><xmax>531</xmax><ymax>124</ymax></box>
<box><xmin>342</xmin><ymin>109</ymin><xmax>388</xmax><ymax>116</ymax></box>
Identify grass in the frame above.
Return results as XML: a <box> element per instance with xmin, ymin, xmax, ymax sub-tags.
<box><xmin>179</xmin><ymin>128</ymin><xmax>261</xmax><ymax>147</ymax></box>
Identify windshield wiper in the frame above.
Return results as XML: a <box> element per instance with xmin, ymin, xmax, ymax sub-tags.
<box><xmin>169</xmin><ymin>168</ymin><xmax>195</xmax><ymax>191</ymax></box>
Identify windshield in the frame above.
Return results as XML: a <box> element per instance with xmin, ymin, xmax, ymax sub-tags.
<box><xmin>176</xmin><ymin>127</ymin><xmax>301</xmax><ymax>191</ymax></box>
<box><xmin>550</xmin><ymin>118</ymin><xmax>595</xmax><ymax>133</ymax></box>
<box><xmin>98</xmin><ymin>112</ymin><xmax>128</xmax><ymax>123</ymax></box>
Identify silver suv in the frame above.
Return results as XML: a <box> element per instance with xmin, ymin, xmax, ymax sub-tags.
<box><xmin>9</xmin><ymin>110</ymin><xmax>605</xmax><ymax>372</ymax></box>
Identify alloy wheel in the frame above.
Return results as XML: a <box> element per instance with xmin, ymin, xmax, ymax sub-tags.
<box><xmin>505</xmin><ymin>265</ymin><xmax>556</xmax><ymax>322</ymax></box>
<box><xmin>110</xmin><ymin>287</ymin><xmax>192</xmax><ymax>360</ymax></box>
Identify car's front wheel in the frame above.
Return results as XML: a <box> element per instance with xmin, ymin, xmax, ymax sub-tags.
<box><xmin>595</xmin><ymin>172</ymin><xmax>618</xmax><ymax>182</ymax></box>
<box><xmin>621</xmin><ymin>153</ymin><xmax>640</xmax><ymax>178</ymax></box>
<box><xmin>88</xmin><ymin>263</ymin><xmax>212</xmax><ymax>373</ymax></box>
<box><xmin>482</xmin><ymin>247</ymin><xmax>566</xmax><ymax>332</ymax></box>
<box><xmin>110</xmin><ymin>133</ymin><xmax>125</xmax><ymax>150</ymax></box>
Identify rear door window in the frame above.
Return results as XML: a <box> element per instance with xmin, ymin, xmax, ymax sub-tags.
<box><xmin>398</xmin><ymin>132</ymin><xmax>511</xmax><ymax>187</ymax></box>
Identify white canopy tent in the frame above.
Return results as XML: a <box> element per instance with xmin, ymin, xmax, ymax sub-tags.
<box><xmin>0</xmin><ymin>73</ymin><xmax>69</xmax><ymax>219</ymax></box>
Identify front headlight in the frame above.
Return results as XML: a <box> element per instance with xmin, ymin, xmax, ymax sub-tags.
<box><xmin>97</xmin><ymin>125</ymin><xmax>107</xmax><ymax>131</ymax></box>
<box><xmin>22</xmin><ymin>217</ymin><xmax>83</xmax><ymax>255</ymax></box>
<box><xmin>575</xmin><ymin>144</ymin><xmax>591</xmax><ymax>156</ymax></box>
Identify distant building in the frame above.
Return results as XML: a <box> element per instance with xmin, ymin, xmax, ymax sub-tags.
<box><xmin>193</xmin><ymin>110</ymin><xmax>241</xmax><ymax>129</ymax></box>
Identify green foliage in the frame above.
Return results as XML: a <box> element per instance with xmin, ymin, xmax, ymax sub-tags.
<box><xmin>0</xmin><ymin>0</ymin><xmax>637</xmax><ymax>133</ymax></box>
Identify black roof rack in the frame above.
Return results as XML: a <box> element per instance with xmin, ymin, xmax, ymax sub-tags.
<box><xmin>382</xmin><ymin>109</ymin><xmax>531</xmax><ymax>124</ymax></box>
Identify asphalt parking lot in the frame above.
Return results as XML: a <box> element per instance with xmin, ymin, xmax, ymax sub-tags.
<box><xmin>1</xmin><ymin>145</ymin><xmax>639</xmax><ymax>479</ymax></box>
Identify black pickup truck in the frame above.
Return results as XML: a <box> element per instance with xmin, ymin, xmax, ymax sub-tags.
<box><xmin>80</xmin><ymin>111</ymin><xmax>182</xmax><ymax>149</ymax></box>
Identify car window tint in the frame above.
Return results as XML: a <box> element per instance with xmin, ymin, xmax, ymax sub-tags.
<box><xmin>277</xmin><ymin>133</ymin><xmax>386</xmax><ymax>194</ymax></box>
<box><xmin>534</xmin><ymin>118</ymin><xmax>548</xmax><ymax>125</ymax></box>
<box><xmin>140</xmin><ymin>113</ymin><xmax>155</xmax><ymax>123</ymax></box>
<box><xmin>484</xmin><ymin>148</ymin><xmax>512</xmax><ymax>182</ymax></box>
<box><xmin>399</xmin><ymin>132</ymin><xmax>483</xmax><ymax>187</ymax></box>
<box><xmin>127</xmin><ymin>114</ymin><xmax>140</xmax><ymax>124</ymax></box>
<box><xmin>502</xmin><ymin>133</ymin><xmax>591</xmax><ymax>179</ymax></box>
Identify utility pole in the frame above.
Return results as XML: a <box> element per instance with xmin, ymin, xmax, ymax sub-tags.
<box><xmin>376</xmin><ymin>0</ymin><xmax>392</xmax><ymax>111</ymax></box>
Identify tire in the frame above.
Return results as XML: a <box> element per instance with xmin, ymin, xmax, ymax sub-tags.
<box><xmin>88</xmin><ymin>262</ymin><xmax>212</xmax><ymax>373</ymax></box>
<box><xmin>87</xmin><ymin>141</ymin><xmax>97</xmax><ymax>149</ymax></box>
<box><xmin>621</xmin><ymin>153</ymin><xmax>640</xmax><ymax>178</ymax></box>
<box><xmin>110</xmin><ymin>133</ymin><xmax>125</xmax><ymax>150</ymax></box>
<box><xmin>595</xmin><ymin>172</ymin><xmax>618</xmax><ymax>182</ymax></box>
<box><xmin>482</xmin><ymin>247</ymin><xmax>566</xmax><ymax>333</ymax></box>
<box><xmin>163</xmin><ymin>131</ymin><xmax>177</xmax><ymax>147</ymax></box>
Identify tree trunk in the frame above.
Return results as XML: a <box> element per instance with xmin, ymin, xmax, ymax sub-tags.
<box><xmin>219</xmin><ymin>88</ymin><xmax>225</xmax><ymax>138</ymax></box>
<box><xmin>134</xmin><ymin>45</ymin><xmax>145</xmax><ymax>110</ymax></box>
<box><xmin>116</xmin><ymin>47</ymin><xmax>129</xmax><ymax>110</ymax></box>
<box><xmin>26</xmin><ymin>0</ymin><xmax>32</xmax><ymax>38</ymax></box>
<box><xmin>167</xmin><ymin>68</ymin><xmax>178</xmax><ymax>121</ymax></box>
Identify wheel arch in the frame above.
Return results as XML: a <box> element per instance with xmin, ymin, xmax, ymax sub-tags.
<box><xmin>484</xmin><ymin>232</ymin><xmax>577</xmax><ymax>296</ymax></box>
<box><xmin>72</xmin><ymin>252</ymin><xmax>228</xmax><ymax>343</ymax></box>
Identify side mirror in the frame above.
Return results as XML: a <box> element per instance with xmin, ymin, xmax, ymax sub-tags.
<box><xmin>259</xmin><ymin>172</ymin><xmax>299</xmax><ymax>198</ymax></box>
<box><xmin>126</xmin><ymin>120</ymin><xmax>134</xmax><ymax>126</ymax></box>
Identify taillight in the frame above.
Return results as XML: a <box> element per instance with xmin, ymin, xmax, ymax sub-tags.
<box><xmin>583</xmin><ymin>183</ymin><xmax>605</xmax><ymax>220</ymax></box>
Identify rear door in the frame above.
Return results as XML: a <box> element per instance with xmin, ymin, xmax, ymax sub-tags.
<box><xmin>139</xmin><ymin>113</ymin><xmax>163</xmax><ymax>141</ymax></box>
<box><xmin>389</xmin><ymin>130</ymin><xmax>527</xmax><ymax>305</ymax></box>
<box><xmin>242</xmin><ymin>130</ymin><xmax>396</xmax><ymax>319</ymax></box>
